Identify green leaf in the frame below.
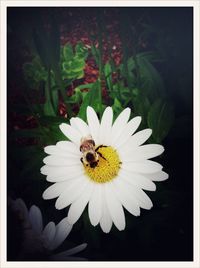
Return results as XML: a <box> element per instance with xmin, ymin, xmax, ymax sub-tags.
<box><xmin>67</xmin><ymin>83</ymin><xmax>95</xmax><ymax>104</ymax></box>
<box><xmin>91</xmin><ymin>43</ymin><xmax>100</xmax><ymax>66</ymax></box>
<box><xmin>136</xmin><ymin>56</ymin><xmax>165</xmax><ymax>98</ymax></box>
<box><xmin>43</xmin><ymin>100</ymin><xmax>56</xmax><ymax>116</ymax></box>
<box><xmin>48</xmin><ymin>123</ymin><xmax>67</xmax><ymax>142</ymax></box>
<box><xmin>51</xmin><ymin>90</ymin><xmax>59</xmax><ymax>113</ymax></box>
<box><xmin>23</xmin><ymin>57</ymin><xmax>47</xmax><ymax>89</ymax></box>
<box><xmin>44</xmin><ymin>71</ymin><xmax>56</xmax><ymax>116</ymax></box>
<box><xmin>63</xmin><ymin>43</ymin><xmax>74</xmax><ymax>61</ymax></box>
<box><xmin>112</xmin><ymin>98</ymin><xmax>123</xmax><ymax>120</ymax></box>
<box><xmin>132</xmin><ymin>93</ymin><xmax>151</xmax><ymax>129</ymax></box>
<box><xmin>147</xmin><ymin>98</ymin><xmax>174</xmax><ymax>143</ymax></box>
<box><xmin>71</xmin><ymin>57</ymin><xmax>85</xmax><ymax>70</ymax></box>
<box><xmin>111</xmin><ymin>82</ymin><xmax>131</xmax><ymax>101</ymax></box>
<box><xmin>75</xmin><ymin>42</ymin><xmax>88</xmax><ymax>59</ymax></box>
<box><xmin>119</xmin><ymin>57</ymin><xmax>136</xmax><ymax>85</ymax></box>
<box><xmin>78</xmin><ymin>80</ymin><xmax>102</xmax><ymax>120</ymax></box>
<box><xmin>61</xmin><ymin>51</ymin><xmax>86</xmax><ymax>80</ymax></box>
<box><xmin>104</xmin><ymin>62</ymin><xmax>113</xmax><ymax>91</ymax></box>
<box><xmin>75</xmin><ymin>83</ymin><xmax>95</xmax><ymax>90</ymax></box>
<box><xmin>136</xmin><ymin>51</ymin><xmax>164</xmax><ymax>63</ymax></box>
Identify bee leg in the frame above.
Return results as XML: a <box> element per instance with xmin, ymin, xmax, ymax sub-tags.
<box><xmin>97</xmin><ymin>151</ymin><xmax>107</xmax><ymax>160</ymax></box>
<box><xmin>80</xmin><ymin>157</ymin><xmax>84</xmax><ymax>164</ymax></box>
<box><xmin>95</xmin><ymin>145</ymin><xmax>108</xmax><ymax>152</ymax></box>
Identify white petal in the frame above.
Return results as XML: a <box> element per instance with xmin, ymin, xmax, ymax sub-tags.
<box><xmin>41</xmin><ymin>165</ymin><xmax>83</xmax><ymax>182</ymax></box>
<box><xmin>56</xmin><ymin>141</ymin><xmax>80</xmax><ymax>155</ymax></box>
<box><xmin>88</xmin><ymin>184</ymin><xmax>102</xmax><ymax>226</ymax></box>
<box><xmin>100</xmin><ymin>188</ymin><xmax>113</xmax><ymax>233</ymax></box>
<box><xmin>114</xmin><ymin>116</ymin><xmax>142</xmax><ymax>148</ymax></box>
<box><xmin>42</xmin><ymin>222</ymin><xmax>56</xmax><ymax>249</ymax></box>
<box><xmin>111</xmin><ymin>108</ymin><xmax>131</xmax><ymax>146</ymax></box>
<box><xmin>29</xmin><ymin>205</ymin><xmax>43</xmax><ymax>234</ymax></box>
<box><xmin>67</xmin><ymin>182</ymin><xmax>94</xmax><ymax>224</ymax></box>
<box><xmin>46</xmin><ymin>171</ymin><xmax>83</xmax><ymax>182</ymax></box>
<box><xmin>59</xmin><ymin>123</ymin><xmax>82</xmax><ymax>145</ymax></box>
<box><xmin>43</xmin><ymin>155</ymin><xmax>80</xmax><ymax>166</ymax></box>
<box><xmin>122</xmin><ymin>129</ymin><xmax>152</xmax><ymax>151</ymax></box>
<box><xmin>122</xmin><ymin>182</ymin><xmax>153</xmax><ymax>210</ymax></box>
<box><xmin>50</xmin><ymin>217</ymin><xmax>73</xmax><ymax>250</ymax></box>
<box><xmin>43</xmin><ymin>180</ymin><xmax>73</xmax><ymax>200</ymax></box>
<box><xmin>144</xmin><ymin>171</ymin><xmax>169</xmax><ymax>181</ymax></box>
<box><xmin>112</xmin><ymin>178</ymin><xmax>140</xmax><ymax>216</ymax></box>
<box><xmin>105</xmin><ymin>183</ymin><xmax>125</xmax><ymax>231</ymax></box>
<box><xmin>70</xmin><ymin>117</ymin><xmax>90</xmax><ymax>137</ymax></box>
<box><xmin>87</xmin><ymin>106</ymin><xmax>100</xmax><ymax>144</ymax></box>
<box><xmin>122</xmin><ymin>160</ymin><xmax>163</xmax><ymax>174</ymax></box>
<box><xmin>99</xmin><ymin>106</ymin><xmax>113</xmax><ymax>145</ymax></box>
<box><xmin>44</xmin><ymin>145</ymin><xmax>59</xmax><ymax>155</ymax></box>
<box><xmin>111</xmin><ymin>108</ymin><xmax>131</xmax><ymax>145</ymax></box>
<box><xmin>50</xmin><ymin>243</ymin><xmax>87</xmax><ymax>260</ymax></box>
<box><xmin>119</xmin><ymin>169</ymin><xmax>156</xmax><ymax>191</ymax></box>
<box><xmin>55</xmin><ymin>176</ymin><xmax>88</xmax><ymax>210</ymax></box>
<box><xmin>44</xmin><ymin>145</ymin><xmax>79</xmax><ymax>158</ymax></box>
<box><xmin>133</xmin><ymin>188</ymin><xmax>153</xmax><ymax>210</ymax></box>
<box><xmin>121</xmin><ymin>144</ymin><xmax>164</xmax><ymax>161</ymax></box>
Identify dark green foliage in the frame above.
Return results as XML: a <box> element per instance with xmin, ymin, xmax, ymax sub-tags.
<box><xmin>23</xmin><ymin>56</ymin><xmax>47</xmax><ymax>89</ymax></box>
<box><xmin>78</xmin><ymin>80</ymin><xmax>103</xmax><ymax>121</ymax></box>
<box><xmin>147</xmin><ymin>98</ymin><xmax>174</xmax><ymax>143</ymax></box>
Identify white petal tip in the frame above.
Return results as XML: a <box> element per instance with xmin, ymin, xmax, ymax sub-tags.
<box><xmin>67</xmin><ymin>217</ymin><xmax>76</xmax><ymax>225</ymax></box>
<box><xmin>81</xmin><ymin>243</ymin><xmax>88</xmax><ymax>249</ymax></box>
<box><xmin>42</xmin><ymin>191</ymin><xmax>52</xmax><ymax>200</ymax></box>
<box><xmin>59</xmin><ymin>123</ymin><xmax>65</xmax><ymax>130</ymax></box>
<box><xmin>90</xmin><ymin>221</ymin><xmax>98</xmax><ymax>227</ymax></box>
<box><xmin>152</xmin><ymin>185</ymin><xmax>157</xmax><ymax>191</ymax></box>
<box><xmin>149</xmin><ymin>183</ymin><xmax>157</xmax><ymax>191</ymax></box>
<box><xmin>164</xmin><ymin>173</ymin><xmax>169</xmax><ymax>180</ymax></box>
<box><xmin>40</xmin><ymin>167</ymin><xmax>46</xmax><ymax>175</ymax></box>
<box><xmin>118</xmin><ymin>226</ymin><xmax>125</xmax><ymax>231</ymax></box>
<box><xmin>136</xmin><ymin>116</ymin><xmax>142</xmax><ymax>122</ymax></box>
<box><xmin>102</xmin><ymin>229</ymin><xmax>111</xmax><ymax>234</ymax></box>
<box><xmin>87</xmin><ymin>106</ymin><xmax>94</xmax><ymax>113</ymax></box>
<box><xmin>55</xmin><ymin>203</ymin><xmax>63</xmax><ymax>210</ymax></box>
<box><xmin>146</xmin><ymin>204</ymin><xmax>153</xmax><ymax>210</ymax></box>
<box><xmin>43</xmin><ymin>157</ymin><xmax>48</xmax><ymax>165</ymax></box>
<box><xmin>160</xmin><ymin>146</ymin><xmax>165</xmax><ymax>154</ymax></box>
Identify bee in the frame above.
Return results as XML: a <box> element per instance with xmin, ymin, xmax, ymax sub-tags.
<box><xmin>80</xmin><ymin>135</ymin><xmax>107</xmax><ymax>168</ymax></box>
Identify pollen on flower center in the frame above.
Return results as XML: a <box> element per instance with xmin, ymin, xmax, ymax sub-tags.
<box><xmin>83</xmin><ymin>146</ymin><xmax>121</xmax><ymax>183</ymax></box>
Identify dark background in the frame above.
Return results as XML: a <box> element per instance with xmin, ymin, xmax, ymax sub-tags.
<box><xmin>7</xmin><ymin>7</ymin><xmax>193</xmax><ymax>261</ymax></box>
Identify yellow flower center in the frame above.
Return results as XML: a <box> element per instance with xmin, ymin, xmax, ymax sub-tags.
<box><xmin>83</xmin><ymin>146</ymin><xmax>121</xmax><ymax>183</ymax></box>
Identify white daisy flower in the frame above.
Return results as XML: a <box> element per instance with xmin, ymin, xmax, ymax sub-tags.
<box><xmin>11</xmin><ymin>198</ymin><xmax>87</xmax><ymax>260</ymax></box>
<box><xmin>41</xmin><ymin>106</ymin><xmax>168</xmax><ymax>233</ymax></box>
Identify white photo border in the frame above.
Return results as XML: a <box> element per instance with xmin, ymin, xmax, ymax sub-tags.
<box><xmin>1</xmin><ymin>1</ymin><xmax>199</xmax><ymax>268</ymax></box>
